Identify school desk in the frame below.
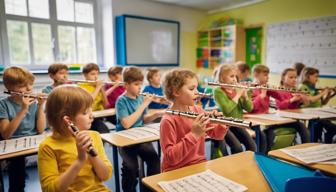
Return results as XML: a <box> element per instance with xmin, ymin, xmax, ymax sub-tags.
<box><xmin>269</xmin><ymin>143</ymin><xmax>336</xmax><ymax>176</ymax></box>
<box><xmin>142</xmin><ymin>151</ymin><xmax>271</xmax><ymax>192</ymax></box>
<box><xmin>92</xmin><ymin>108</ymin><xmax>116</xmax><ymax>118</ymax></box>
<box><xmin>282</xmin><ymin>108</ymin><xmax>336</xmax><ymax>142</ymax></box>
<box><xmin>101</xmin><ymin>131</ymin><xmax>160</xmax><ymax>192</ymax></box>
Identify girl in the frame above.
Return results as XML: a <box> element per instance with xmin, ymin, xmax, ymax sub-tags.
<box><xmin>299</xmin><ymin>67</ymin><xmax>336</xmax><ymax>143</ymax></box>
<box><xmin>160</xmin><ymin>69</ymin><xmax>228</xmax><ymax>172</ymax></box>
<box><xmin>214</xmin><ymin>64</ymin><xmax>257</xmax><ymax>153</ymax></box>
<box><xmin>38</xmin><ymin>86</ymin><xmax>112</xmax><ymax>191</ymax></box>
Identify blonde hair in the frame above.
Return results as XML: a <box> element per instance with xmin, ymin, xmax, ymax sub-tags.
<box><xmin>46</xmin><ymin>85</ymin><xmax>93</xmax><ymax>136</ymax></box>
<box><xmin>123</xmin><ymin>67</ymin><xmax>144</xmax><ymax>83</ymax></box>
<box><xmin>216</xmin><ymin>64</ymin><xmax>237</xmax><ymax>83</ymax></box>
<box><xmin>163</xmin><ymin>69</ymin><xmax>196</xmax><ymax>101</ymax></box>
<box><xmin>3</xmin><ymin>66</ymin><xmax>35</xmax><ymax>90</ymax></box>
<box><xmin>146</xmin><ymin>68</ymin><xmax>160</xmax><ymax>82</ymax></box>
<box><xmin>252</xmin><ymin>64</ymin><xmax>269</xmax><ymax>74</ymax></box>
<box><xmin>48</xmin><ymin>63</ymin><xmax>68</xmax><ymax>75</ymax></box>
<box><xmin>280</xmin><ymin>68</ymin><xmax>296</xmax><ymax>85</ymax></box>
<box><xmin>300</xmin><ymin>67</ymin><xmax>319</xmax><ymax>85</ymax></box>
<box><xmin>82</xmin><ymin>63</ymin><xmax>99</xmax><ymax>74</ymax></box>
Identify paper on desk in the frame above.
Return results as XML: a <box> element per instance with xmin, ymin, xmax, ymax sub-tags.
<box><xmin>276</xmin><ymin>111</ymin><xmax>317</xmax><ymax>120</ymax></box>
<box><xmin>300</xmin><ymin>108</ymin><xmax>336</xmax><ymax>119</ymax></box>
<box><xmin>318</xmin><ymin>107</ymin><xmax>336</xmax><ymax>114</ymax></box>
<box><xmin>0</xmin><ymin>134</ymin><xmax>47</xmax><ymax>155</ymax></box>
<box><xmin>115</xmin><ymin>126</ymin><xmax>160</xmax><ymax>140</ymax></box>
<box><xmin>281</xmin><ymin>144</ymin><xmax>336</xmax><ymax>164</ymax></box>
<box><xmin>158</xmin><ymin>170</ymin><xmax>247</xmax><ymax>192</ymax></box>
<box><xmin>245</xmin><ymin>113</ymin><xmax>291</xmax><ymax>122</ymax></box>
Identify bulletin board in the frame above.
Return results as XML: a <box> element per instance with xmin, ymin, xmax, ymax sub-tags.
<box><xmin>245</xmin><ymin>27</ymin><xmax>262</xmax><ymax>68</ymax></box>
<box><xmin>266</xmin><ymin>16</ymin><xmax>336</xmax><ymax>77</ymax></box>
<box><xmin>115</xmin><ymin>15</ymin><xmax>180</xmax><ymax>67</ymax></box>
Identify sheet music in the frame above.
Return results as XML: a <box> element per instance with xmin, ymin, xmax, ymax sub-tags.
<box><xmin>300</xmin><ymin>108</ymin><xmax>336</xmax><ymax>119</ymax></box>
<box><xmin>115</xmin><ymin>125</ymin><xmax>160</xmax><ymax>140</ymax></box>
<box><xmin>158</xmin><ymin>170</ymin><xmax>247</xmax><ymax>192</ymax></box>
<box><xmin>0</xmin><ymin>134</ymin><xmax>47</xmax><ymax>155</ymax></box>
<box><xmin>245</xmin><ymin>113</ymin><xmax>291</xmax><ymax>122</ymax></box>
<box><xmin>318</xmin><ymin>107</ymin><xmax>336</xmax><ymax>114</ymax></box>
<box><xmin>281</xmin><ymin>144</ymin><xmax>336</xmax><ymax>164</ymax></box>
<box><xmin>276</xmin><ymin>111</ymin><xmax>318</xmax><ymax>120</ymax></box>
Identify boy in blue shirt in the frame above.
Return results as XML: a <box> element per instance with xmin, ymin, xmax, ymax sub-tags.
<box><xmin>42</xmin><ymin>63</ymin><xmax>69</xmax><ymax>94</ymax></box>
<box><xmin>115</xmin><ymin>67</ymin><xmax>162</xmax><ymax>192</ymax></box>
<box><xmin>0</xmin><ymin>66</ymin><xmax>46</xmax><ymax>192</ymax></box>
<box><xmin>142</xmin><ymin>68</ymin><xmax>170</xmax><ymax>109</ymax></box>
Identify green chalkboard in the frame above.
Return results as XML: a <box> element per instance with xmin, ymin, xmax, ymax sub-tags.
<box><xmin>245</xmin><ymin>27</ymin><xmax>262</xmax><ymax>69</ymax></box>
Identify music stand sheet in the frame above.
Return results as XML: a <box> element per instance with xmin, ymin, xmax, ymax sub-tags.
<box><xmin>281</xmin><ymin>144</ymin><xmax>336</xmax><ymax>164</ymax></box>
<box><xmin>158</xmin><ymin>170</ymin><xmax>247</xmax><ymax>192</ymax></box>
<box><xmin>0</xmin><ymin>134</ymin><xmax>46</xmax><ymax>155</ymax></box>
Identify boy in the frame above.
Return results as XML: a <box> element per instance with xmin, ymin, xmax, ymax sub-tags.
<box><xmin>78</xmin><ymin>63</ymin><xmax>109</xmax><ymax>133</ymax></box>
<box><xmin>115</xmin><ymin>67</ymin><xmax>162</xmax><ymax>192</ymax></box>
<box><xmin>142</xmin><ymin>68</ymin><xmax>169</xmax><ymax>109</ymax></box>
<box><xmin>0</xmin><ymin>66</ymin><xmax>46</xmax><ymax>192</ymax></box>
<box><xmin>236</xmin><ymin>61</ymin><xmax>252</xmax><ymax>82</ymax></box>
<box><xmin>42</xmin><ymin>63</ymin><xmax>69</xmax><ymax>94</ymax></box>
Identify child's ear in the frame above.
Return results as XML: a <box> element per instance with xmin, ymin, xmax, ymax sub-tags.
<box><xmin>63</xmin><ymin>115</ymin><xmax>72</xmax><ymax>126</ymax></box>
<box><xmin>172</xmin><ymin>87</ymin><xmax>180</xmax><ymax>97</ymax></box>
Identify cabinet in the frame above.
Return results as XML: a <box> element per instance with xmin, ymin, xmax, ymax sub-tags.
<box><xmin>196</xmin><ymin>25</ymin><xmax>245</xmax><ymax>69</ymax></box>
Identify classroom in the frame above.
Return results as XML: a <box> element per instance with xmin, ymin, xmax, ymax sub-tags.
<box><xmin>0</xmin><ymin>0</ymin><xmax>335</xmax><ymax>191</ymax></box>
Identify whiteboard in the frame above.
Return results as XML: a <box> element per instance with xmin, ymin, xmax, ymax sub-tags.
<box><xmin>266</xmin><ymin>16</ymin><xmax>336</xmax><ymax>77</ymax></box>
<box><xmin>116</xmin><ymin>15</ymin><xmax>180</xmax><ymax>66</ymax></box>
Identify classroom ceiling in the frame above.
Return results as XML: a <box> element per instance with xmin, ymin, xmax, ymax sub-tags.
<box><xmin>149</xmin><ymin>0</ymin><xmax>265</xmax><ymax>13</ymax></box>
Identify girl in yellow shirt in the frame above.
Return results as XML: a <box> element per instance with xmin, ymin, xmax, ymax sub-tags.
<box><xmin>38</xmin><ymin>85</ymin><xmax>112</xmax><ymax>192</ymax></box>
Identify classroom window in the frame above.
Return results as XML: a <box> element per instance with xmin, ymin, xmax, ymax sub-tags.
<box><xmin>0</xmin><ymin>0</ymin><xmax>102</xmax><ymax>70</ymax></box>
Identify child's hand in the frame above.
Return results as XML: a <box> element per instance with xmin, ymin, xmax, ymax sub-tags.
<box><xmin>143</xmin><ymin>94</ymin><xmax>154</xmax><ymax>106</ymax></box>
<box><xmin>37</xmin><ymin>93</ymin><xmax>47</xmax><ymax>106</ymax></box>
<box><xmin>96</xmin><ymin>80</ymin><xmax>105</xmax><ymax>90</ymax></box>
<box><xmin>75</xmin><ymin>130</ymin><xmax>93</xmax><ymax>162</ymax></box>
<box><xmin>21</xmin><ymin>96</ymin><xmax>36</xmax><ymax>111</ymax></box>
<box><xmin>191</xmin><ymin>113</ymin><xmax>214</xmax><ymax>138</ymax></box>
<box><xmin>290</xmin><ymin>94</ymin><xmax>302</xmax><ymax>103</ymax></box>
<box><xmin>114</xmin><ymin>80</ymin><xmax>123</xmax><ymax>87</ymax></box>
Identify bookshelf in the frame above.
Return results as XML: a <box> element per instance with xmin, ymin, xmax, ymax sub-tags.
<box><xmin>197</xmin><ymin>25</ymin><xmax>245</xmax><ymax>69</ymax></box>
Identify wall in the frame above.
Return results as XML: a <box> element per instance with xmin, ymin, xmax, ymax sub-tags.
<box><xmin>197</xmin><ymin>0</ymin><xmax>336</xmax><ymax>105</ymax></box>
<box><xmin>111</xmin><ymin>0</ymin><xmax>206</xmax><ymax>70</ymax></box>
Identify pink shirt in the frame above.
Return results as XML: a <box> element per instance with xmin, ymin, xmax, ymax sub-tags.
<box><xmin>251</xmin><ymin>90</ymin><xmax>281</xmax><ymax>114</ymax></box>
<box><xmin>105</xmin><ymin>85</ymin><xmax>125</xmax><ymax>108</ymax></box>
<box><xmin>275</xmin><ymin>91</ymin><xmax>302</xmax><ymax>110</ymax></box>
<box><xmin>160</xmin><ymin>105</ymin><xmax>228</xmax><ymax>172</ymax></box>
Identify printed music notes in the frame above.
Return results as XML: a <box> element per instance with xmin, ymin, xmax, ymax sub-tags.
<box><xmin>158</xmin><ymin>170</ymin><xmax>248</xmax><ymax>192</ymax></box>
<box><xmin>115</xmin><ymin>124</ymin><xmax>160</xmax><ymax>140</ymax></box>
<box><xmin>0</xmin><ymin>134</ymin><xmax>47</xmax><ymax>155</ymax></box>
<box><xmin>281</xmin><ymin>144</ymin><xmax>336</xmax><ymax>164</ymax></box>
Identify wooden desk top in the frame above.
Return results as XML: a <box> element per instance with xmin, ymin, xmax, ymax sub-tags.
<box><xmin>101</xmin><ymin>132</ymin><xmax>159</xmax><ymax>147</ymax></box>
<box><xmin>244</xmin><ymin>114</ymin><xmax>296</xmax><ymax>128</ymax></box>
<box><xmin>92</xmin><ymin>108</ymin><xmax>116</xmax><ymax>118</ymax></box>
<box><xmin>269</xmin><ymin>143</ymin><xmax>336</xmax><ymax>176</ymax></box>
<box><xmin>284</xmin><ymin>108</ymin><xmax>336</xmax><ymax>120</ymax></box>
<box><xmin>142</xmin><ymin>151</ymin><xmax>271</xmax><ymax>192</ymax></box>
<box><xmin>0</xmin><ymin>148</ymin><xmax>38</xmax><ymax>160</ymax></box>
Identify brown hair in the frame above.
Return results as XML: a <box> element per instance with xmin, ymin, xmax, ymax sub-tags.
<box><xmin>123</xmin><ymin>67</ymin><xmax>144</xmax><ymax>83</ymax></box>
<box><xmin>146</xmin><ymin>68</ymin><xmax>160</xmax><ymax>82</ymax></box>
<box><xmin>3</xmin><ymin>66</ymin><xmax>35</xmax><ymax>90</ymax></box>
<box><xmin>216</xmin><ymin>64</ymin><xmax>237</xmax><ymax>83</ymax></box>
<box><xmin>48</xmin><ymin>63</ymin><xmax>68</xmax><ymax>75</ymax></box>
<box><xmin>252</xmin><ymin>64</ymin><xmax>269</xmax><ymax>74</ymax></box>
<box><xmin>293</xmin><ymin>62</ymin><xmax>305</xmax><ymax>77</ymax></box>
<box><xmin>107</xmin><ymin>66</ymin><xmax>123</xmax><ymax>76</ymax></box>
<box><xmin>46</xmin><ymin>85</ymin><xmax>93</xmax><ymax>136</ymax></box>
<box><xmin>236</xmin><ymin>61</ymin><xmax>250</xmax><ymax>73</ymax></box>
<box><xmin>300</xmin><ymin>67</ymin><xmax>319</xmax><ymax>85</ymax></box>
<box><xmin>163</xmin><ymin>69</ymin><xmax>196</xmax><ymax>101</ymax></box>
<box><xmin>82</xmin><ymin>63</ymin><xmax>99</xmax><ymax>74</ymax></box>
<box><xmin>280</xmin><ymin>68</ymin><xmax>296</xmax><ymax>85</ymax></box>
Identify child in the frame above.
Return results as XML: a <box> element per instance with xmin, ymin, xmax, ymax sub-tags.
<box><xmin>38</xmin><ymin>86</ymin><xmax>112</xmax><ymax>191</ymax></box>
<box><xmin>42</xmin><ymin>63</ymin><xmax>69</xmax><ymax>94</ymax></box>
<box><xmin>293</xmin><ymin>62</ymin><xmax>305</xmax><ymax>78</ymax></box>
<box><xmin>160</xmin><ymin>69</ymin><xmax>228</xmax><ymax>172</ymax></box>
<box><xmin>214</xmin><ymin>64</ymin><xmax>256</xmax><ymax>153</ymax></box>
<box><xmin>272</xmin><ymin>68</ymin><xmax>310</xmax><ymax>146</ymax></box>
<box><xmin>0</xmin><ymin>66</ymin><xmax>46</xmax><ymax>191</ymax></box>
<box><xmin>142</xmin><ymin>68</ymin><xmax>169</xmax><ymax>109</ymax></box>
<box><xmin>104</xmin><ymin>66</ymin><xmax>125</xmax><ymax>124</ymax></box>
<box><xmin>236</xmin><ymin>61</ymin><xmax>252</xmax><ymax>82</ymax></box>
<box><xmin>115</xmin><ymin>67</ymin><xmax>162</xmax><ymax>192</ymax></box>
<box><xmin>79</xmin><ymin>63</ymin><xmax>109</xmax><ymax>133</ymax></box>
<box><xmin>298</xmin><ymin>67</ymin><xmax>336</xmax><ymax>143</ymax></box>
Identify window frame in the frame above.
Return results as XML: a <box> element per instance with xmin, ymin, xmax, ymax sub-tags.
<box><xmin>0</xmin><ymin>0</ymin><xmax>103</xmax><ymax>71</ymax></box>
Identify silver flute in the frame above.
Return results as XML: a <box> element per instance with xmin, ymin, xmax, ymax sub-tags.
<box><xmin>4</xmin><ymin>90</ymin><xmax>48</xmax><ymax>99</ymax></box>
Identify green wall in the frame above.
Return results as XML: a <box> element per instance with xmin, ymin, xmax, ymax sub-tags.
<box><xmin>196</xmin><ymin>0</ymin><xmax>336</xmax><ymax>105</ymax></box>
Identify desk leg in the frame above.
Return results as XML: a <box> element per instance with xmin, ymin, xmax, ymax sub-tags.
<box><xmin>253</xmin><ymin>125</ymin><xmax>261</xmax><ymax>153</ymax></box>
<box><xmin>112</xmin><ymin>146</ymin><xmax>120</xmax><ymax>192</ymax></box>
<box><xmin>157</xmin><ymin>141</ymin><xmax>161</xmax><ymax>159</ymax></box>
<box><xmin>308</xmin><ymin>120</ymin><xmax>318</xmax><ymax>142</ymax></box>
<box><xmin>0</xmin><ymin>163</ymin><xmax>4</xmax><ymax>192</ymax></box>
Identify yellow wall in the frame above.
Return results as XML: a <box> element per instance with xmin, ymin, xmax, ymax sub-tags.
<box><xmin>196</xmin><ymin>0</ymin><xmax>336</xmax><ymax>105</ymax></box>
